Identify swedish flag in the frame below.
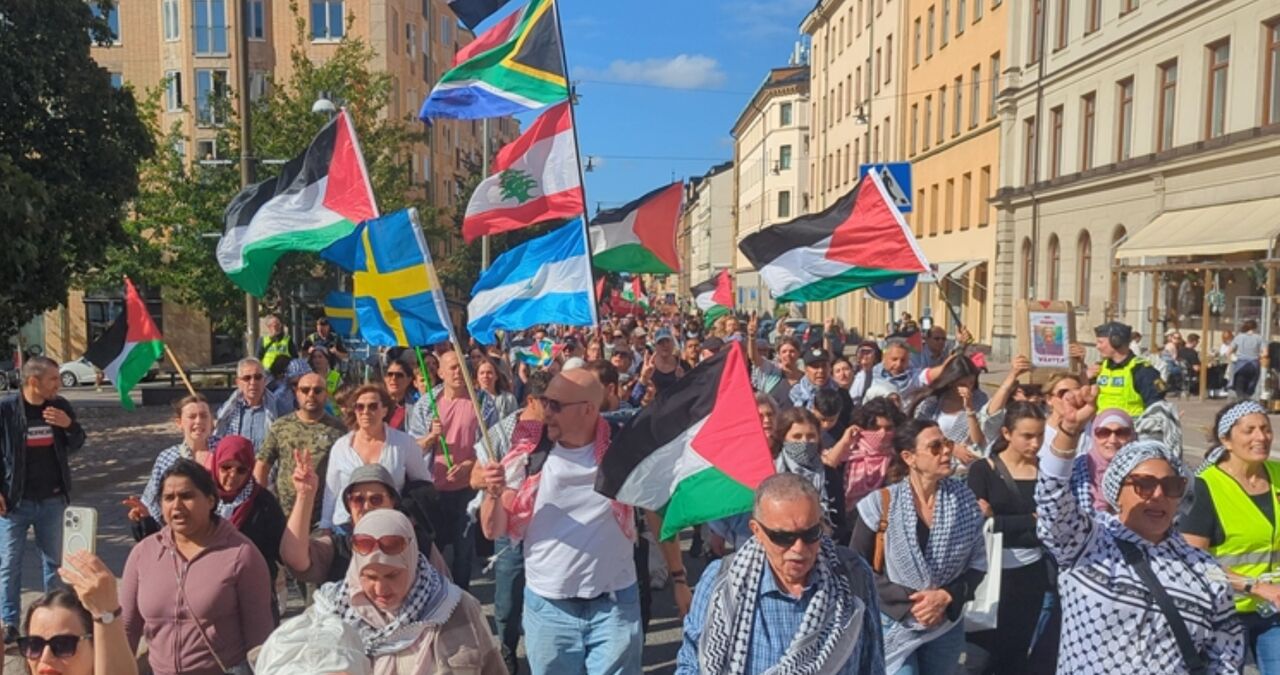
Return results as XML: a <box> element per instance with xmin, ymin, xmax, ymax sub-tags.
<box><xmin>321</xmin><ymin>209</ymin><xmax>454</xmax><ymax>347</ymax></box>
<box><xmin>322</xmin><ymin>291</ymin><xmax>357</xmax><ymax>336</ymax></box>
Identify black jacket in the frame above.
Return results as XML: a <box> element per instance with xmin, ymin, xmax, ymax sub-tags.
<box><xmin>0</xmin><ymin>393</ymin><xmax>85</xmax><ymax>505</ymax></box>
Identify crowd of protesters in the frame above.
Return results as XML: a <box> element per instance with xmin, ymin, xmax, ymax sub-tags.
<box><xmin>2</xmin><ymin>307</ymin><xmax>1280</xmax><ymax>674</ymax></box>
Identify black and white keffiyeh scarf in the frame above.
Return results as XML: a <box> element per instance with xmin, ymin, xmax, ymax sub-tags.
<box><xmin>880</xmin><ymin>478</ymin><xmax>984</xmax><ymax>671</ymax></box>
<box><xmin>314</xmin><ymin>552</ymin><xmax>458</xmax><ymax>657</ymax></box>
<box><xmin>698</xmin><ymin>537</ymin><xmax>864</xmax><ymax>675</ymax></box>
<box><xmin>777</xmin><ymin>441</ymin><xmax>826</xmax><ymax>494</ymax></box>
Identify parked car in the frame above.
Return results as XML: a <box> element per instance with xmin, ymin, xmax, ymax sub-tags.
<box><xmin>58</xmin><ymin>357</ymin><xmax>159</xmax><ymax>387</ymax></box>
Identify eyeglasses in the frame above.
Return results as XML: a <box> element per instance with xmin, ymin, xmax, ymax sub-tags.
<box><xmin>385</xmin><ymin>371</ymin><xmax>408</xmax><ymax>380</ymax></box>
<box><xmin>351</xmin><ymin>533</ymin><xmax>408</xmax><ymax>556</ymax></box>
<box><xmin>755</xmin><ymin>522</ymin><xmax>823</xmax><ymax>548</ymax></box>
<box><xmin>1050</xmin><ymin>387</ymin><xmax>1077</xmax><ymax>398</ymax></box>
<box><xmin>539</xmin><ymin>397</ymin><xmax>590</xmax><ymax>414</ymax></box>
<box><xmin>918</xmin><ymin>439</ymin><xmax>950</xmax><ymax>456</ymax></box>
<box><xmin>297</xmin><ymin>385</ymin><xmax>325</xmax><ymax>395</ymax></box>
<box><xmin>18</xmin><ymin>634</ymin><xmax>91</xmax><ymax>659</ymax></box>
<box><xmin>239</xmin><ymin>373</ymin><xmax>265</xmax><ymax>382</ymax></box>
<box><xmin>354</xmin><ymin>402</ymin><xmax>383</xmax><ymax>413</ymax></box>
<box><xmin>1122</xmin><ymin>474</ymin><xmax>1188</xmax><ymax>500</ymax></box>
<box><xmin>1094</xmin><ymin>426</ymin><xmax>1133</xmax><ymax>440</ymax></box>
<box><xmin>218</xmin><ymin>464</ymin><xmax>248</xmax><ymax>475</ymax></box>
<box><xmin>346</xmin><ymin>492</ymin><xmax>388</xmax><ymax>510</ymax></box>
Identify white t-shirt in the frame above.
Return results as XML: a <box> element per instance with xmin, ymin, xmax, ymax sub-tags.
<box><xmin>524</xmin><ymin>442</ymin><xmax>637</xmax><ymax>599</ymax></box>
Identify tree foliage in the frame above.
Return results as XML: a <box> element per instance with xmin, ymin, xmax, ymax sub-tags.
<box><xmin>0</xmin><ymin>0</ymin><xmax>153</xmax><ymax>336</ymax></box>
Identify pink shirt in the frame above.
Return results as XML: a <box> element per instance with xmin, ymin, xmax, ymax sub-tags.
<box><xmin>121</xmin><ymin>519</ymin><xmax>274</xmax><ymax>675</ymax></box>
<box><xmin>433</xmin><ymin>395</ymin><xmax>480</xmax><ymax>491</ymax></box>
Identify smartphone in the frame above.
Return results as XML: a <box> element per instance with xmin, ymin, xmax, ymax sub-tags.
<box><xmin>62</xmin><ymin>506</ymin><xmax>98</xmax><ymax>563</ymax></box>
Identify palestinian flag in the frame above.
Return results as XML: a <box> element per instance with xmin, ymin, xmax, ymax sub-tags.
<box><xmin>420</xmin><ymin>0</ymin><xmax>568</xmax><ymax>120</ymax></box>
<box><xmin>589</xmin><ymin>183</ymin><xmax>682</xmax><ymax>273</ymax></box>
<box><xmin>462</xmin><ymin>101</ymin><xmax>583</xmax><ymax>242</ymax></box>
<box><xmin>218</xmin><ymin>110</ymin><xmax>376</xmax><ymax>296</ymax></box>
<box><xmin>85</xmin><ymin>278</ymin><xmax>164</xmax><ymax>411</ymax></box>
<box><xmin>693</xmin><ymin>269</ymin><xmax>733</xmax><ymax>326</ymax></box>
<box><xmin>738</xmin><ymin>171</ymin><xmax>928</xmax><ymax>302</ymax></box>
<box><xmin>620</xmin><ymin>277</ymin><xmax>650</xmax><ymax>311</ymax></box>
<box><xmin>596</xmin><ymin>341</ymin><xmax>775</xmax><ymax>540</ymax></box>
<box><xmin>446</xmin><ymin>0</ymin><xmax>510</xmax><ymax>30</ymax></box>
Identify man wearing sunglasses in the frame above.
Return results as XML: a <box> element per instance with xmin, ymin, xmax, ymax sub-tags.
<box><xmin>254</xmin><ymin>372</ymin><xmax>347</xmax><ymax>526</ymax></box>
<box><xmin>676</xmin><ymin>473</ymin><xmax>884</xmax><ymax>674</ymax></box>
<box><xmin>213</xmin><ymin>357</ymin><xmax>286</xmax><ymax>452</ymax></box>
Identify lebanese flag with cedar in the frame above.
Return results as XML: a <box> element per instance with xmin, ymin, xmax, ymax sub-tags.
<box><xmin>738</xmin><ymin>171</ymin><xmax>929</xmax><ymax>302</ymax></box>
<box><xmin>84</xmin><ymin>278</ymin><xmax>165</xmax><ymax>410</ymax></box>
<box><xmin>596</xmin><ymin>341</ymin><xmax>775</xmax><ymax>540</ymax></box>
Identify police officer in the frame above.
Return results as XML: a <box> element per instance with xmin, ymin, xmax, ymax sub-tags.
<box><xmin>1092</xmin><ymin>320</ymin><xmax>1166</xmax><ymax>417</ymax></box>
<box><xmin>258</xmin><ymin>315</ymin><xmax>297</xmax><ymax>373</ymax></box>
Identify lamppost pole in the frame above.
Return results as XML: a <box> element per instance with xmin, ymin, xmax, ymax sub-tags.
<box><xmin>237</xmin><ymin>0</ymin><xmax>258</xmax><ymax>358</ymax></box>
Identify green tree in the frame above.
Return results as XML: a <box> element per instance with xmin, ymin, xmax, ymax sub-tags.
<box><xmin>0</xmin><ymin>0</ymin><xmax>153</xmax><ymax>336</ymax></box>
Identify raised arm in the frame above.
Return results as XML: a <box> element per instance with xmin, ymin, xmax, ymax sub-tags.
<box><xmin>280</xmin><ymin>449</ymin><xmax>318</xmax><ymax>574</ymax></box>
<box><xmin>1035</xmin><ymin>386</ymin><xmax>1099</xmax><ymax>567</ymax></box>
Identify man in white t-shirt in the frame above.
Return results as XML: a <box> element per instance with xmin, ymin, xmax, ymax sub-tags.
<box><xmin>478</xmin><ymin>369</ymin><xmax>642</xmax><ymax>674</ymax></box>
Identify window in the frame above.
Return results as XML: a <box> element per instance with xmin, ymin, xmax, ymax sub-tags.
<box><xmin>844</xmin><ymin>143</ymin><xmax>852</xmax><ymax>184</ymax></box>
<box><xmin>853</xmin><ymin>5</ymin><xmax>860</xmax><ymax>38</ymax></box>
<box><xmin>1081</xmin><ymin>92</ymin><xmax>1096</xmax><ymax>170</ymax></box>
<box><xmin>988</xmin><ymin>53</ymin><xmax>1000</xmax><ymax>119</ymax></box>
<box><xmin>1266</xmin><ymin>20</ymin><xmax>1280</xmax><ymax>125</ymax></box>
<box><xmin>1023</xmin><ymin>116</ymin><xmax>1036</xmax><ymax>184</ymax></box>
<box><xmin>1021</xmin><ymin>238</ymin><xmax>1034</xmax><ymax>299</ymax></box>
<box><xmin>165</xmin><ymin>71</ymin><xmax>183</xmax><ymax>111</ymax></box>
<box><xmin>929</xmin><ymin>184</ymin><xmax>939</xmax><ymax>235</ymax></box>
<box><xmin>942</xmin><ymin>0</ymin><xmax>950</xmax><ymax>46</ymax></box>
<box><xmin>836</xmin><ymin>149</ymin><xmax>842</xmax><ymax>185</ymax></box>
<box><xmin>194</xmin><ymin>0</ymin><xmax>228</xmax><ymax>53</ymax></box>
<box><xmin>855</xmin><ymin>67</ymin><xmax>861</xmax><ymax>109</ymax></box>
<box><xmin>1076</xmin><ymin>231</ymin><xmax>1092</xmax><ymax>307</ymax></box>
<box><xmin>913</xmin><ymin>18</ymin><xmax>922</xmax><ymax>66</ymax></box>
<box><xmin>1049</xmin><ymin>105</ymin><xmax>1063</xmax><ymax>178</ymax></box>
<box><xmin>1086</xmin><ymin>0</ymin><xmax>1101</xmax><ymax>33</ymax></box>
<box><xmin>885</xmin><ymin>35</ymin><xmax>892</xmax><ymax>83</ymax></box>
<box><xmin>874</xmin><ymin>49</ymin><xmax>881</xmax><ymax>93</ymax></box>
<box><xmin>1206</xmin><ymin>40</ymin><xmax>1230</xmax><ymax>139</ymax></box>
<box><xmin>846</xmin><ymin>74</ymin><xmax>853</xmax><ymax>113</ymax></box>
<box><xmin>163</xmin><ymin>0</ymin><xmax>180</xmax><ymax>41</ymax></box>
<box><xmin>778</xmin><ymin>191</ymin><xmax>791</xmax><ymax>219</ymax></box>
<box><xmin>957</xmin><ymin>0</ymin><xmax>966</xmax><ymax>34</ymax></box>
<box><xmin>975</xmin><ymin>0</ymin><xmax>983</xmax><ymax>21</ymax></box>
<box><xmin>923</xmin><ymin>95</ymin><xmax>933</xmax><ymax>150</ymax></box>
<box><xmin>249</xmin><ymin>71</ymin><xmax>268</xmax><ymax>101</ymax></box>
<box><xmin>780</xmin><ymin>102</ymin><xmax>793</xmax><ymax>126</ymax></box>
<box><xmin>246</xmin><ymin>0</ymin><xmax>265</xmax><ymax>40</ymax></box>
<box><xmin>969</xmin><ymin>65</ymin><xmax>980</xmax><ymax>128</ymax></box>
<box><xmin>1158</xmin><ymin>60</ymin><xmax>1177</xmax><ymax>150</ymax></box>
<box><xmin>979</xmin><ymin>165</ymin><xmax>991</xmax><ymax>226</ymax></box>
<box><xmin>195</xmin><ymin>68</ymin><xmax>228</xmax><ymax>125</ymax></box>
<box><xmin>1046</xmin><ymin>235</ymin><xmax>1060</xmax><ymax>300</ymax></box>
<box><xmin>927</xmin><ymin>7</ymin><xmax>935</xmax><ymax>57</ymax></box>
<box><xmin>1122</xmin><ymin>0</ymin><xmax>1138</xmax><ymax>15</ymax></box>
<box><xmin>938</xmin><ymin>85</ymin><xmax>947</xmax><ymax>144</ymax></box>
<box><xmin>91</xmin><ymin>2</ymin><xmax>120</xmax><ymax>43</ymax></box>
<box><xmin>1116</xmin><ymin>77</ymin><xmax>1134</xmax><ymax>160</ymax></box>
<box><xmin>1054</xmin><ymin>0</ymin><xmax>1068</xmax><ymax>50</ymax></box>
<box><xmin>1028</xmin><ymin>0</ymin><xmax>1043</xmax><ymax>64</ymax></box>
<box><xmin>311</xmin><ymin>0</ymin><xmax>344</xmax><ymax>40</ymax></box>
<box><xmin>911</xmin><ymin>103</ymin><xmax>920</xmax><ymax>154</ymax></box>
<box><xmin>441</xmin><ymin>14</ymin><xmax>452</xmax><ymax>43</ymax></box>
<box><xmin>915</xmin><ymin>188</ymin><xmax>926</xmax><ymax>236</ymax></box>
<box><xmin>109</xmin><ymin>72</ymin><xmax>124</xmax><ymax>89</ymax></box>
<box><xmin>865</xmin><ymin>56</ymin><xmax>872</xmax><ymax>99</ymax></box>
<box><xmin>961</xmin><ymin>172</ymin><xmax>972</xmax><ymax>229</ymax></box>
<box><xmin>407</xmin><ymin>22</ymin><xmax>416</xmax><ymax>57</ymax></box>
<box><xmin>836</xmin><ymin>83</ymin><xmax>843</xmax><ymax>120</ymax></box>
<box><xmin>390</xmin><ymin>9</ymin><xmax>399</xmax><ymax>52</ymax></box>
<box><xmin>779</xmin><ymin>145</ymin><xmax>792</xmax><ymax>170</ymax></box>
<box><xmin>196</xmin><ymin>139</ymin><xmax>219</xmax><ymax>160</ymax></box>
<box><xmin>944</xmin><ymin>179</ymin><xmax>954</xmax><ymax>232</ymax></box>
<box><xmin>839</xmin><ymin>18</ymin><xmax>845</xmax><ymax>52</ymax></box>
<box><xmin>953</xmin><ymin>76</ymin><xmax>963</xmax><ymax>136</ymax></box>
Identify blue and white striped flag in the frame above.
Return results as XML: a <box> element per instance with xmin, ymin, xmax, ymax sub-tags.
<box><xmin>466</xmin><ymin>220</ymin><xmax>597</xmax><ymax>344</ymax></box>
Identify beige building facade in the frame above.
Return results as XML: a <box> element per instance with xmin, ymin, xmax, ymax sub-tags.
<box><xmin>732</xmin><ymin>65</ymin><xmax>812</xmax><ymax>316</ymax></box>
<box><xmin>992</xmin><ymin>0</ymin><xmax>1280</xmax><ymax>359</ymax></box>
<box><xmin>687</xmin><ymin>162</ymin><xmax>736</xmax><ymax>292</ymax></box>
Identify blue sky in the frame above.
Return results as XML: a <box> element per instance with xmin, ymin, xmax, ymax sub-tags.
<box><xmin>478</xmin><ymin>0</ymin><xmax>814</xmax><ymax>212</ymax></box>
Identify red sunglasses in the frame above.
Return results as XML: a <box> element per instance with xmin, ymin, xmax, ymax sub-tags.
<box><xmin>351</xmin><ymin>534</ymin><xmax>409</xmax><ymax>556</ymax></box>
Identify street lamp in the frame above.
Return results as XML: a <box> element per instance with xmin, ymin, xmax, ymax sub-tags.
<box><xmin>312</xmin><ymin>96</ymin><xmax>337</xmax><ymax>119</ymax></box>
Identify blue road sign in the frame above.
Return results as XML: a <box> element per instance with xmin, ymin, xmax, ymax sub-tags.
<box><xmin>858</xmin><ymin>162</ymin><xmax>913</xmax><ymax>213</ymax></box>
<box><xmin>868</xmin><ymin>274</ymin><xmax>918</xmax><ymax>302</ymax></box>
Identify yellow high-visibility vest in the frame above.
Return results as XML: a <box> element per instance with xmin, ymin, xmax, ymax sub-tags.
<box><xmin>1095</xmin><ymin>356</ymin><xmax>1147</xmax><ymax>417</ymax></box>
<box><xmin>1202</xmin><ymin>462</ymin><xmax>1280</xmax><ymax>613</ymax></box>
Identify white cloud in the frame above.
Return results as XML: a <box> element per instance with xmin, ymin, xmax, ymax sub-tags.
<box><xmin>575</xmin><ymin>54</ymin><xmax>728</xmax><ymax>90</ymax></box>
<box><xmin>723</xmin><ymin>0</ymin><xmax>813</xmax><ymax>39</ymax></box>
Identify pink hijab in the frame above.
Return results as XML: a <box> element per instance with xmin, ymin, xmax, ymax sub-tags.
<box><xmin>1087</xmin><ymin>409</ymin><xmax>1134</xmax><ymax>512</ymax></box>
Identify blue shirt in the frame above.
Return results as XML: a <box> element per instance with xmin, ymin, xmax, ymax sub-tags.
<box><xmin>676</xmin><ymin>557</ymin><xmax>885</xmax><ymax>675</ymax></box>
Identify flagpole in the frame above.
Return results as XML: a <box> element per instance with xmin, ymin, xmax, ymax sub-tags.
<box><xmin>481</xmin><ymin>118</ymin><xmax>491</xmax><ymax>271</ymax></box>
<box><xmin>413</xmin><ymin>346</ymin><xmax>452</xmax><ymax>468</ymax></box>
<box><xmin>164</xmin><ymin>345</ymin><xmax>198</xmax><ymax>398</ymax></box>
<box><xmin>549</xmin><ymin>0</ymin><xmax>599</xmax><ymax>326</ymax></box>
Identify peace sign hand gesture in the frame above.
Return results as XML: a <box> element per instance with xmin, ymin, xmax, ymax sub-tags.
<box><xmin>292</xmin><ymin>448</ymin><xmax>318</xmax><ymax>498</ymax></box>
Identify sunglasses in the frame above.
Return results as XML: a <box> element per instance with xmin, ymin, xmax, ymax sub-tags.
<box><xmin>218</xmin><ymin>464</ymin><xmax>248</xmax><ymax>475</ymax></box>
<box><xmin>354</xmin><ymin>402</ymin><xmax>383</xmax><ymax>413</ymax></box>
<box><xmin>755</xmin><ymin>522</ymin><xmax>823</xmax><ymax>548</ymax></box>
<box><xmin>351</xmin><ymin>533</ymin><xmax>408</xmax><ymax>556</ymax></box>
<box><xmin>297</xmin><ymin>385</ymin><xmax>325</xmax><ymax>395</ymax></box>
<box><xmin>238</xmin><ymin>373</ymin><xmax>265</xmax><ymax>382</ymax></box>
<box><xmin>384</xmin><ymin>371</ymin><xmax>408</xmax><ymax>379</ymax></box>
<box><xmin>18</xmin><ymin>634</ymin><xmax>90</xmax><ymax>659</ymax></box>
<box><xmin>1122</xmin><ymin>474</ymin><xmax>1188</xmax><ymax>500</ymax></box>
<box><xmin>918</xmin><ymin>439</ymin><xmax>950</xmax><ymax>456</ymax></box>
<box><xmin>1094</xmin><ymin>426</ymin><xmax>1133</xmax><ymax>440</ymax></box>
<box><xmin>539</xmin><ymin>397</ymin><xmax>589</xmax><ymax>414</ymax></box>
<box><xmin>346</xmin><ymin>492</ymin><xmax>388</xmax><ymax>510</ymax></box>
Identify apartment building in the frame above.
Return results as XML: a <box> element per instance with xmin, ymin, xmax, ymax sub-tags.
<box><xmin>686</xmin><ymin>162</ymin><xmax>736</xmax><ymax>290</ymax></box>
<box><xmin>992</xmin><ymin>0</ymin><xmax>1280</xmax><ymax>358</ymax></box>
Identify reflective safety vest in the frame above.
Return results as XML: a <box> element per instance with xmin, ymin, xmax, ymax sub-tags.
<box><xmin>261</xmin><ymin>334</ymin><xmax>291</xmax><ymax>371</ymax></box>
<box><xmin>1095</xmin><ymin>356</ymin><xmax>1147</xmax><ymax>417</ymax></box>
<box><xmin>326</xmin><ymin>368</ymin><xmax>341</xmax><ymax>396</ymax></box>
<box><xmin>1202</xmin><ymin>462</ymin><xmax>1280</xmax><ymax>613</ymax></box>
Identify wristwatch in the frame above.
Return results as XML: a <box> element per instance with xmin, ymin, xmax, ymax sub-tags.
<box><xmin>94</xmin><ymin>607</ymin><xmax>123</xmax><ymax>625</ymax></box>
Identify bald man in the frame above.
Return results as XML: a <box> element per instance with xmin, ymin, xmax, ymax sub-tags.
<box><xmin>479</xmin><ymin>369</ymin><xmax>644</xmax><ymax>674</ymax></box>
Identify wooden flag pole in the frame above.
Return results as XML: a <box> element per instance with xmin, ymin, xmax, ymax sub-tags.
<box><xmin>163</xmin><ymin>345</ymin><xmax>197</xmax><ymax>398</ymax></box>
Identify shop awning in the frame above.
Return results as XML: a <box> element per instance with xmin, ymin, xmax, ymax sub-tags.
<box><xmin>921</xmin><ymin>259</ymin><xmax>985</xmax><ymax>283</ymax></box>
<box><xmin>1116</xmin><ymin>197</ymin><xmax>1280</xmax><ymax>259</ymax></box>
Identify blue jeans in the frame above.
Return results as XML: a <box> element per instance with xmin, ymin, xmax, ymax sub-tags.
<box><xmin>1243</xmin><ymin>612</ymin><xmax>1280</xmax><ymax>674</ymax></box>
<box><xmin>883</xmin><ymin>613</ymin><xmax>965</xmax><ymax>675</ymax></box>
<box><xmin>492</xmin><ymin>536</ymin><xmax>525</xmax><ymax>660</ymax></box>
<box><xmin>523</xmin><ymin>582</ymin><xmax>642</xmax><ymax>675</ymax></box>
<box><xmin>0</xmin><ymin>497</ymin><xmax>65</xmax><ymax>626</ymax></box>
